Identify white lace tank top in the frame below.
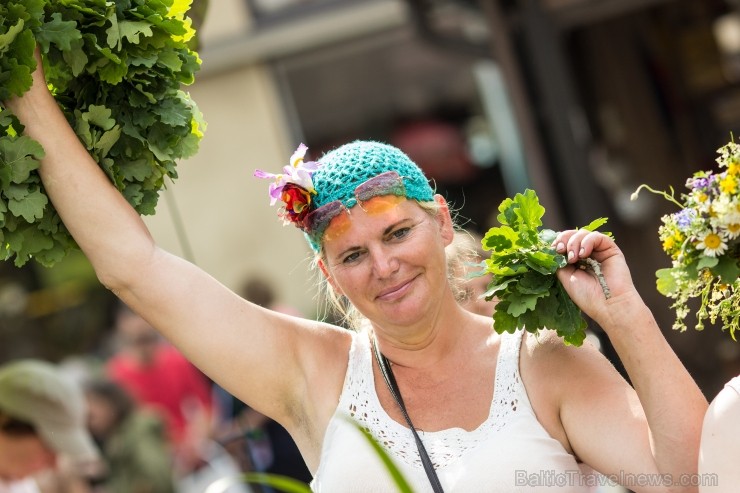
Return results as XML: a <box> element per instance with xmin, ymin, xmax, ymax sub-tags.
<box><xmin>311</xmin><ymin>330</ymin><xmax>595</xmax><ymax>492</ymax></box>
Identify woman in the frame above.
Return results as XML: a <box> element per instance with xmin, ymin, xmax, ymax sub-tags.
<box><xmin>6</xmin><ymin>51</ymin><xmax>708</xmax><ymax>492</ymax></box>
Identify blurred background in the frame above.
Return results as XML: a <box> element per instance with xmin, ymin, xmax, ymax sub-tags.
<box><xmin>3</xmin><ymin>0</ymin><xmax>740</xmax><ymax>402</ymax></box>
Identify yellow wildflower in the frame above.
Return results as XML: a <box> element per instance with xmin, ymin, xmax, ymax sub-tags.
<box><xmin>729</xmin><ymin>161</ymin><xmax>740</xmax><ymax>176</ymax></box>
<box><xmin>662</xmin><ymin>236</ymin><xmax>676</xmax><ymax>252</ymax></box>
<box><xmin>720</xmin><ymin>174</ymin><xmax>738</xmax><ymax>195</ymax></box>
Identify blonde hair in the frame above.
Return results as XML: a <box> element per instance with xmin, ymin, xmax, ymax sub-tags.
<box><xmin>313</xmin><ymin>200</ymin><xmax>474</xmax><ymax>330</ymax></box>
<box><xmin>446</xmin><ymin>229</ymin><xmax>486</xmax><ymax>305</ymax></box>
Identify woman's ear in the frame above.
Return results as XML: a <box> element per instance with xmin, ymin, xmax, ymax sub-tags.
<box><xmin>317</xmin><ymin>257</ymin><xmax>343</xmax><ymax>296</ymax></box>
<box><xmin>434</xmin><ymin>194</ymin><xmax>455</xmax><ymax>247</ymax></box>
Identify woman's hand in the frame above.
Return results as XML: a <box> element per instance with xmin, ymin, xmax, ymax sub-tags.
<box><xmin>552</xmin><ymin>229</ymin><xmax>643</xmax><ymax>329</ymax></box>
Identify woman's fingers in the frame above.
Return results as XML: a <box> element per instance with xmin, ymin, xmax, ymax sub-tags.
<box><xmin>552</xmin><ymin>230</ymin><xmax>616</xmax><ymax>264</ymax></box>
<box><xmin>552</xmin><ymin>229</ymin><xmax>591</xmax><ymax>263</ymax></box>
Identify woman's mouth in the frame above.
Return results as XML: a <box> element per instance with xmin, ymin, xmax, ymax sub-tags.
<box><xmin>376</xmin><ymin>276</ymin><xmax>417</xmax><ymax>301</ymax></box>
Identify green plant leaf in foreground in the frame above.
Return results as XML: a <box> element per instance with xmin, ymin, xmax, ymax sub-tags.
<box><xmin>349</xmin><ymin>419</ymin><xmax>415</xmax><ymax>493</ymax></box>
<box><xmin>0</xmin><ymin>0</ymin><xmax>206</xmax><ymax>266</ymax></box>
<box><xmin>203</xmin><ymin>416</ymin><xmax>416</xmax><ymax>493</ymax></box>
<box><xmin>204</xmin><ymin>473</ymin><xmax>312</xmax><ymax>493</ymax></box>
<box><xmin>482</xmin><ymin>189</ymin><xmax>609</xmax><ymax>346</ymax></box>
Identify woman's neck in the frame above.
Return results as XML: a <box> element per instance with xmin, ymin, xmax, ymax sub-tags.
<box><xmin>369</xmin><ymin>300</ymin><xmax>486</xmax><ymax>370</ymax></box>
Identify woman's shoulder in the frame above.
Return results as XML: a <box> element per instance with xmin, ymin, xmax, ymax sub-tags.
<box><xmin>310</xmin><ymin>320</ymin><xmax>357</xmax><ymax>350</ymax></box>
<box><xmin>521</xmin><ymin>329</ymin><xmax>604</xmax><ymax>362</ymax></box>
<box><xmin>293</xmin><ymin>321</ymin><xmax>356</xmax><ymax>398</ymax></box>
<box><xmin>519</xmin><ymin>329</ymin><xmax>612</xmax><ymax>399</ymax></box>
<box><xmin>520</xmin><ymin>329</ymin><xmax>591</xmax><ymax>364</ymax></box>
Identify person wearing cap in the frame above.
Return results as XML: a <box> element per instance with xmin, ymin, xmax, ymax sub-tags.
<box><xmin>0</xmin><ymin>360</ymin><xmax>101</xmax><ymax>493</ymax></box>
<box><xmin>5</xmin><ymin>49</ymin><xmax>709</xmax><ymax>492</ymax></box>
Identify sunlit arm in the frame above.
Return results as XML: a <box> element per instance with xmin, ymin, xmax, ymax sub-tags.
<box><xmin>554</xmin><ymin>230</ymin><xmax>708</xmax><ymax>493</ymax></box>
<box><xmin>4</xmin><ymin>56</ymin><xmax>349</xmax><ymax>471</ymax></box>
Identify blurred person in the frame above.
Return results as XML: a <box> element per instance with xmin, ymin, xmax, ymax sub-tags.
<box><xmin>105</xmin><ymin>304</ymin><xmax>214</xmax><ymax>477</ymax></box>
<box><xmin>241</xmin><ymin>276</ymin><xmax>303</xmax><ymax>318</ymax></box>
<box><xmin>84</xmin><ymin>379</ymin><xmax>174</xmax><ymax>493</ymax></box>
<box><xmin>0</xmin><ymin>360</ymin><xmax>101</xmax><ymax>493</ymax></box>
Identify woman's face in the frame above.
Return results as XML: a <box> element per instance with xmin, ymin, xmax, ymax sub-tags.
<box><xmin>321</xmin><ymin>196</ymin><xmax>453</xmax><ymax>329</ymax></box>
<box><xmin>0</xmin><ymin>431</ymin><xmax>56</xmax><ymax>483</ymax></box>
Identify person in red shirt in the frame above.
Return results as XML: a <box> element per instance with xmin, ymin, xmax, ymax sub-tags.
<box><xmin>106</xmin><ymin>305</ymin><xmax>214</xmax><ymax>475</ymax></box>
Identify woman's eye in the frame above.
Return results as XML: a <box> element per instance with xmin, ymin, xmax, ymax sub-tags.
<box><xmin>391</xmin><ymin>227</ymin><xmax>411</xmax><ymax>240</ymax></box>
<box><xmin>343</xmin><ymin>251</ymin><xmax>361</xmax><ymax>264</ymax></box>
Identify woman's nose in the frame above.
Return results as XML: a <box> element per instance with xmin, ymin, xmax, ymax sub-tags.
<box><xmin>371</xmin><ymin>248</ymin><xmax>399</xmax><ymax>278</ymax></box>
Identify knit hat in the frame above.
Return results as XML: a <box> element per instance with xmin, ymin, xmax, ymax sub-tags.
<box><xmin>306</xmin><ymin>141</ymin><xmax>435</xmax><ymax>250</ymax></box>
<box><xmin>255</xmin><ymin>140</ymin><xmax>436</xmax><ymax>252</ymax></box>
<box><xmin>0</xmin><ymin>360</ymin><xmax>101</xmax><ymax>469</ymax></box>
<box><xmin>312</xmin><ymin>141</ymin><xmax>434</xmax><ymax>210</ymax></box>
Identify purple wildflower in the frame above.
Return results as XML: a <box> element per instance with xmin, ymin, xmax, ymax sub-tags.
<box><xmin>687</xmin><ymin>174</ymin><xmax>716</xmax><ymax>190</ymax></box>
<box><xmin>674</xmin><ymin>209</ymin><xmax>696</xmax><ymax>230</ymax></box>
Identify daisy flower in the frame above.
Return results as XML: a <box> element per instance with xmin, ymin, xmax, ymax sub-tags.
<box><xmin>696</xmin><ymin>230</ymin><xmax>728</xmax><ymax>257</ymax></box>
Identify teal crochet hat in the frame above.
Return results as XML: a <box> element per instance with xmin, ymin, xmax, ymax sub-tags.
<box><xmin>305</xmin><ymin>140</ymin><xmax>435</xmax><ymax>251</ymax></box>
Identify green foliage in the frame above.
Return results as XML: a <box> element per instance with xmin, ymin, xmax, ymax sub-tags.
<box><xmin>203</xmin><ymin>417</ymin><xmax>416</xmax><ymax>493</ymax></box>
<box><xmin>482</xmin><ymin>189</ymin><xmax>610</xmax><ymax>346</ymax></box>
<box><xmin>349</xmin><ymin>419</ymin><xmax>415</xmax><ymax>493</ymax></box>
<box><xmin>205</xmin><ymin>473</ymin><xmax>312</xmax><ymax>493</ymax></box>
<box><xmin>0</xmin><ymin>0</ymin><xmax>205</xmax><ymax>266</ymax></box>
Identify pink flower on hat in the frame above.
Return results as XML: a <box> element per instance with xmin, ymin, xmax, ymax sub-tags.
<box><xmin>254</xmin><ymin>143</ymin><xmax>321</xmax><ymax>227</ymax></box>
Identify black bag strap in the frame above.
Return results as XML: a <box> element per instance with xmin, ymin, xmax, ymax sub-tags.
<box><xmin>371</xmin><ymin>337</ymin><xmax>445</xmax><ymax>493</ymax></box>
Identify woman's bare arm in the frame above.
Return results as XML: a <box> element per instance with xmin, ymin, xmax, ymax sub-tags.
<box><xmin>552</xmin><ymin>230</ymin><xmax>707</xmax><ymax>492</ymax></box>
<box><xmin>5</xmin><ymin>53</ymin><xmax>349</xmax><ymax>434</ymax></box>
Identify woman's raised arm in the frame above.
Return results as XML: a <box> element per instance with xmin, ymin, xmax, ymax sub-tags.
<box><xmin>4</xmin><ymin>53</ymin><xmax>349</xmax><ymax>439</ymax></box>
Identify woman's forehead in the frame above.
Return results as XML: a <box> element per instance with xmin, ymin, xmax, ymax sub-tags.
<box><xmin>322</xmin><ymin>197</ymin><xmax>419</xmax><ymax>247</ymax></box>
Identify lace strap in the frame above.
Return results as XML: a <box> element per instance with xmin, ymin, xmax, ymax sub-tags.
<box><xmin>336</xmin><ymin>331</ymin><xmax>364</xmax><ymax>411</ymax></box>
<box><xmin>497</xmin><ymin>330</ymin><xmax>524</xmax><ymax>373</ymax></box>
<box><xmin>491</xmin><ymin>330</ymin><xmax>528</xmax><ymax>414</ymax></box>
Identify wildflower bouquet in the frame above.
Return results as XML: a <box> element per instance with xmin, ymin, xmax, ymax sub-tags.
<box><xmin>633</xmin><ymin>141</ymin><xmax>740</xmax><ymax>338</ymax></box>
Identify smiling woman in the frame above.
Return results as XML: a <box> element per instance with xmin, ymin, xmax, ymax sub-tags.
<box><xmin>6</xmin><ymin>54</ymin><xmax>709</xmax><ymax>492</ymax></box>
